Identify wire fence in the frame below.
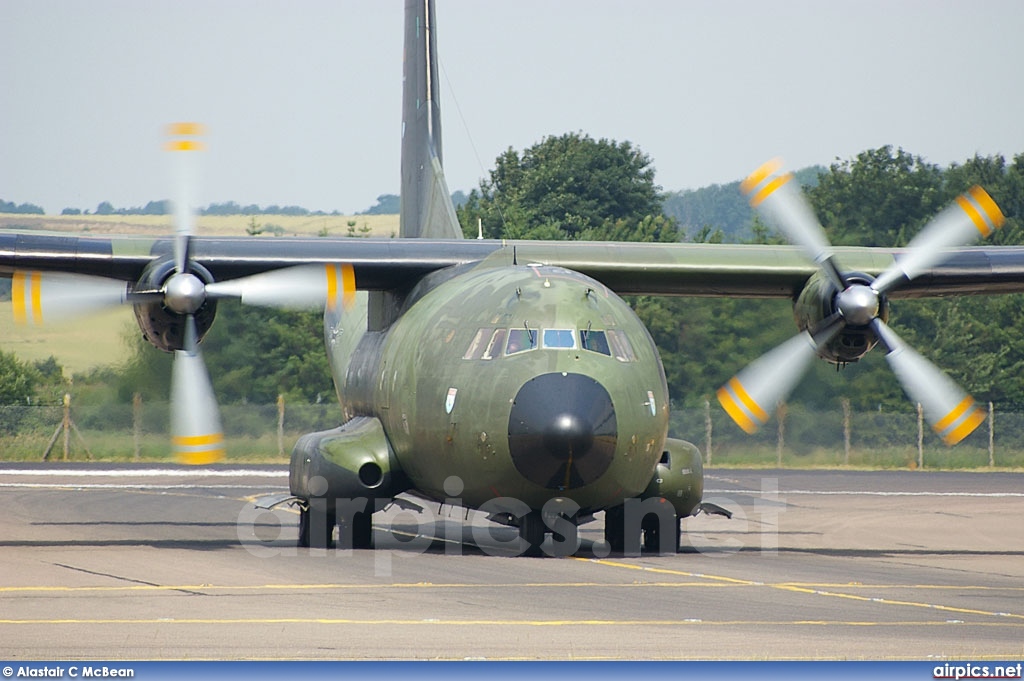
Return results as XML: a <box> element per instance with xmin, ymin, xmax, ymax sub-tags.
<box><xmin>673</xmin><ymin>400</ymin><xmax>1024</xmax><ymax>469</ymax></box>
<box><xmin>1</xmin><ymin>398</ymin><xmax>1022</xmax><ymax>468</ymax></box>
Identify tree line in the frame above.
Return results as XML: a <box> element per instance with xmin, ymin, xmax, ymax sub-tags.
<box><xmin>1</xmin><ymin>134</ymin><xmax>1022</xmax><ymax>420</ymax></box>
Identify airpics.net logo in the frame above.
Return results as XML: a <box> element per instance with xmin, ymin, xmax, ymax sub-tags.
<box><xmin>933</xmin><ymin>663</ymin><xmax>1023</xmax><ymax>679</ymax></box>
<box><xmin>234</xmin><ymin>475</ymin><xmax>785</xmax><ymax>574</ymax></box>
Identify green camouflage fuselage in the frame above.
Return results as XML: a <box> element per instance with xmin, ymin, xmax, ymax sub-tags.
<box><xmin>328</xmin><ymin>260</ymin><xmax>669</xmax><ymax>513</ymax></box>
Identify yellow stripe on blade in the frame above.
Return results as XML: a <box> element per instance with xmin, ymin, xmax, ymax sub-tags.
<box><xmin>933</xmin><ymin>396</ymin><xmax>975</xmax><ymax>433</ymax></box>
<box><xmin>956</xmin><ymin>195</ymin><xmax>992</xmax><ymax>238</ymax></box>
<box><xmin>12</xmin><ymin>272</ymin><xmax>28</xmax><ymax>325</ymax></box>
<box><xmin>341</xmin><ymin>263</ymin><xmax>356</xmax><ymax>310</ymax></box>
<box><xmin>172</xmin><ymin>433</ymin><xmax>226</xmax><ymax>465</ymax></box>
<box><xmin>940</xmin><ymin>406</ymin><xmax>986</xmax><ymax>446</ymax></box>
<box><xmin>749</xmin><ymin>173</ymin><xmax>792</xmax><ymax>208</ymax></box>
<box><xmin>739</xmin><ymin>158</ymin><xmax>782</xmax><ymax>196</ymax></box>
<box><xmin>967</xmin><ymin>185</ymin><xmax>1005</xmax><ymax>230</ymax></box>
<box><xmin>325</xmin><ymin>263</ymin><xmax>356</xmax><ymax>311</ymax></box>
<box><xmin>12</xmin><ymin>271</ymin><xmax>43</xmax><ymax>326</ymax></box>
<box><xmin>175</xmin><ymin>450</ymin><xmax>226</xmax><ymax>465</ymax></box>
<box><xmin>717</xmin><ymin>386</ymin><xmax>759</xmax><ymax>434</ymax></box>
<box><xmin>166</xmin><ymin>122</ymin><xmax>207</xmax><ymax>137</ymax></box>
<box><xmin>164</xmin><ymin>139</ymin><xmax>206</xmax><ymax>152</ymax></box>
<box><xmin>716</xmin><ymin>377</ymin><xmax>768</xmax><ymax>434</ymax></box>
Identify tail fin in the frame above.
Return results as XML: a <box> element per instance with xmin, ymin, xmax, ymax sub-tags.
<box><xmin>400</xmin><ymin>0</ymin><xmax>463</xmax><ymax>239</ymax></box>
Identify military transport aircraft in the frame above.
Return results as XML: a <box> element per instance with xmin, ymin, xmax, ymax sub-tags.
<box><xmin>2</xmin><ymin>0</ymin><xmax>1023</xmax><ymax>556</ymax></box>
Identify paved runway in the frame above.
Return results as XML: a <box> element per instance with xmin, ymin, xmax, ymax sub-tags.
<box><xmin>1</xmin><ymin>464</ymin><xmax>1022</xmax><ymax>660</ymax></box>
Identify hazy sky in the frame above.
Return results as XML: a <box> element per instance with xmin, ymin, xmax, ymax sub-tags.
<box><xmin>2</xmin><ymin>0</ymin><xmax>1023</xmax><ymax>215</ymax></box>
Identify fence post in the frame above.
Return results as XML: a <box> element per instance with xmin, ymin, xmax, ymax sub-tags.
<box><xmin>917</xmin><ymin>402</ymin><xmax>924</xmax><ymax>469</ymax></box>
<box><xmin>776</xmin><ymin>402</ymin><xmax>787</xmax><ymax>467</ymax></box>
<box><xmin>988</xmin><ymin>401</ymin><xmax>995</xmax><ymax>468</ymax></box>
<box><xmin>841</xmin><ymin>398</ymin><xmax>851</xmax><ymax>465</ymax></box>
<box><xmin>277</xmin><ymin>394</ymin><xmax>286</xmax><ymax>457</ymax></box>
<box><xmin>133</xmin><ymin>393</ymin><xmax>142</xmax><ymax>462</ymax></box>
<box><xmin>704</xmin><ymin>400</ymin><xmax>712</xmax><ymax>467</ymax></box>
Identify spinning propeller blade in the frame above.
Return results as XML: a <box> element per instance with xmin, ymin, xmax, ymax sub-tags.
<box><xmin>7</xmin><ymin>122</ymin><xmax>360</xmax><ymax>463</ymax></box>
<box><xmin>205</xmin><ymin>263</ymin><xmax>356</xmax><ymax>310</ymax></box>
<box><xmin>872</xmin><ymin>185</ymin><xmax>1005</xmax><ymax>294</ymax></box>
<box><xmin>872</xmin><ymin>320</ymin><xmax>986</xmax><ymax>445</ymax></box>
<box><xmin>11</xmin><ymin>271</ymin><xmax>129</xmax><ymax>325</ymax></box>
<box><xmin>171</xmin><ymin>317</ymin><xmax>225</xmax><ymax>464</ymax></box>
<box><xmin>720</xmin><ymin>159</ymin><xmax>1002</xmax><ymax>443</ymax></box>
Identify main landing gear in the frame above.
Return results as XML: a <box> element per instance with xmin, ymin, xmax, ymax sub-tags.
<box><xmin>297</xmin><ymin>500</ymin><xmax>374</xmax><ymax>550</ymax></box>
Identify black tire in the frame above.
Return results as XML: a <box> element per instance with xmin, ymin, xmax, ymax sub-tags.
<box><xmin>344</xmin><ymin>510</ymin><xmax>374</xmax><ymax>550</ymax></box>
<box><xmin>604</xmin><ymin>506</ymin><xmax>626</xmax><ymax>554</ymax></box>
<box><xmin>301</xmin><ymin>501</ymin><xmax>336</xmax><ymax>549</ymax></box>
<box><xmin>519</xmin><ymin>510</ymin><xmax>545</xmax><ymax>557</ymax></box>
<box><xmin>642</xmin><ymin>512</ymin><xmax>680</xmax><ymax>555</ymax></box>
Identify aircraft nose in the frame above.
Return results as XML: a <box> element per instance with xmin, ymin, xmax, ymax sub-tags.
<box><xmin>508</xmin><ymin>372</ymin><xmax>617</xmax><ymax>490</ymax></box>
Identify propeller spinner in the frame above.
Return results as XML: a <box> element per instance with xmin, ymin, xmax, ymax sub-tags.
<box><xmin>11</xmin><ymin>123</ymin><xmax>356</xmax><ymax>464</ymax></box>
<box><xmin>718</xmin><ymin>159</ymin><xmax>1005</xmax><ymax>445</ymax></box>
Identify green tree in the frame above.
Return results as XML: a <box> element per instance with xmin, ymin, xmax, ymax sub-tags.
<box><xmin>118</xmin><ymin>303</ymin><xmax>332</xmax><ymax>405</ymax></box>
<box><xmin>807</xmin><ymin>146</ymin><xmax>945</xmax><ymax>247</ymax></box>
<box><xmin>457</xmin><ymin>132</ymin><xmax>665</xmax><ymax>240</ymax></box>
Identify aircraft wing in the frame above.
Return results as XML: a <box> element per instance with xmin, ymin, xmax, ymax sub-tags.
<box><xmin>3</xmin><ymin>231</ymin><xmax>1024</xmax><ymax>299</ymax></box>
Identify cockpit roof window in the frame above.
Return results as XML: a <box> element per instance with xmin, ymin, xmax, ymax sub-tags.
<box><xmin>542</xmin><ymin>328</ymin><xmax>576</xmax><ymax>350</ymax></box>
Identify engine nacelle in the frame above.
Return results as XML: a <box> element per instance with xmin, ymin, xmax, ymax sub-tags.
<box><xmin>132</xmin><ymin>256</ymin><xmax>217</xmax><ymax>352</ymax></box>
<box><xmin>289</xmin><ymin>416</ymin><xmax>408</xmax><ymax>502</ymax></box>
<box><xmin>792</xmin><ymin>269</ymin><xmax>889</xmax><ymax>365</ymax></box>
<box><xmin>641</xmin><ymin>437</ymin><xmax>703</xmax><ymax>518</ymax></box>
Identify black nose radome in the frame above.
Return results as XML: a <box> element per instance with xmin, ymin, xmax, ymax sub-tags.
<box><xmin>508</xmin><ymin>373</ymin><xmax>617</xmax><ymax>490</ymax></box>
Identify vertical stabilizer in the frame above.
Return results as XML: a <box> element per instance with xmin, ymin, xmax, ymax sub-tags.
<box><xmin>400</xmin><ymin>0</ymin><xmax>463</xmax><ymax>239</ymax></box>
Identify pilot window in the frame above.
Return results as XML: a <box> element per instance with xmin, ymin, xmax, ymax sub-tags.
<box><xmin>542</xmin><ymin>329</ymin><xmax>576</xmax><ymax>349</ymax></box>
<box><xmin>606</xmin><ymin>329</ymin><xmax>636</xmax><ymax>362</ymax></box>
<box><xmin>505</xmin><ymin>328</ymin><xmax>537</xmax><ymax>355</ymax></box>
<box><xmin>579</xmin><ymin>329</ymin><xmax>611</xmax><ymax>356</ymax></box>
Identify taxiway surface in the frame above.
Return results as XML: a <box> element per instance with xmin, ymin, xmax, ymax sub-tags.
<box><xmin>1</xmin><ymin>464</ymin><xmax>1022</xmax><ymax>660</ymax></box>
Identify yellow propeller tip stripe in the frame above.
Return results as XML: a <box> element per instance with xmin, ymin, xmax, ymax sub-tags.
<box><xmin>175</xmin><ymin>450</ymin><xmax>226</xmax><ymax>466</ymax></box>
<box><xmin>716</xmin><ymin>386</ymin><xmax>760</xmax><ymax>435</ymax></box>
<box><xmin>940</xmin><ymin>407</ymin><xmax>987</xmax><ymax>446</ymax></box>
<box><xmin>967</xmin><ymin>185</ymin><xmax>1006</xmax><ymax>229</ymax></box>
<box><xmin>166</xmin><ymin>122</ymin><xmax>207</xmax><ymax>137</ymax></box>
<box><xmin>740</xmin><ymin>158</ymin><xmax>783</xmax><ymax>196</ymax></box>
<box><xmin>164</xmin><ymin>140</ymin><xmax>206</xmax><ymax>152</ymax></box>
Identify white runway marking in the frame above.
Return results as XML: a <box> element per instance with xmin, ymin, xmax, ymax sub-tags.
<box><xmin>0</xmin><ymin>468</ymin><xmax>286</xmax><ymax>477</ymax></box>
<box><xmin>705</xmin><ymin>488</ymin><xmax>1024</xmax><ymax>498</ymax></box>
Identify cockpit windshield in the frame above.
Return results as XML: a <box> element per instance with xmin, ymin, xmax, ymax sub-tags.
<box><xmin>462</xmin><ymin>326</ymin><xmax>634</xmax><ymax>361</ymax></box>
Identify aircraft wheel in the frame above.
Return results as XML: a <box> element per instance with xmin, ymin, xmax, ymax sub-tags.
<box><xmin>604</xmin><ymin>506</ymin><xmax>625</xmax><ymax>554</ymax></box>
<box><xmin>344</xmin><ymin>510</ymin><xmax>374</xmax><ymax>550</ymax></box>
<box><xmin>642</xmin><ymin>512</ymin><xmax>680</xmax><ymax>555</ymax></box>
<box><xmin>519</xmin><ymin>510</ymin><xmax>545</xmax><ymax>557</ymax></box>
<box><xmin>300</xmin><ymin>501</ymin><xmax>336</xmax><ymax>549</ymax></box>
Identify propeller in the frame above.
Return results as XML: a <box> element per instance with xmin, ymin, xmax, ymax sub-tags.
<box><xmin>718</xmin><ymin>159</ymin><xmax>1005</xmax><ymax>444</ymax></box>
<box><xmin>11</xmin><ymin>122</ymin><xmax>357</xmax><ymax>463</ymax></box>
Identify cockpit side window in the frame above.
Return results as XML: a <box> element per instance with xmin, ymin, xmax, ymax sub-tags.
<box><xmin>482</xmin><ymin>328</ymin><xmax>507</xmax><ymax>360</ymax></box>
<box><xmin>506</xmin><ymin>328</ymin><xmax>537</xmax><ymax>355</ymax></box>
<box><xmin>462</xmin><ymin>328</ymin><xmax>491</xmax><ymax>360</ymax></box>
<box><xmin>606</xmin><ymin>329</ymin><xmax>636</xmax><ymax>362</ymax></box>
<box><xmin>542</xmin><ymin>329</ymin><xmax>576</xmax><ymax>349</ymax></box>
<box><xmin>579</xmin><ymin>329</ymin><xmax>611</xmax><ymax>356</ymax></box>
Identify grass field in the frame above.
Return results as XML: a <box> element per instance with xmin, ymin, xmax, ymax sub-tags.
<box><xmin>1</xmin><ymin>300</ymin><xmax>133</xmax><ymax>374</ymax></box>
<box><xmin>0</xmin><ymin>212</ymin><xmax>400</xmax><ymax>238</ymax></box>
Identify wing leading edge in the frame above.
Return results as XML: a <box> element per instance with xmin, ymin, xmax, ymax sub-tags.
<box><xmin>4</xmin><ymin>231</ymin><xmax>1024</xmax><ymax>299</ymax></box>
